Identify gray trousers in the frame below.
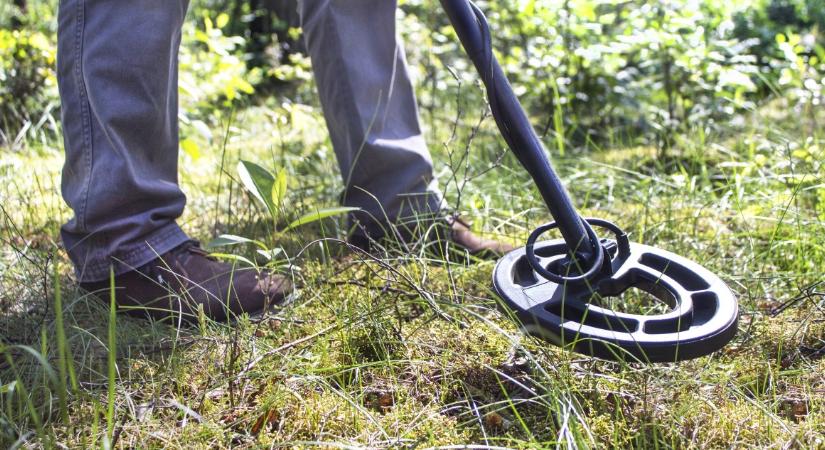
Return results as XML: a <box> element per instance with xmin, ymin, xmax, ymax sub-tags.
<box><xmin>58</xmin><ymin>0</ymin><xmax>441</xmax><ymax>282</ymax></box>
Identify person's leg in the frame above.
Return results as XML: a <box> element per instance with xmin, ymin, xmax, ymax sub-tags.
<box><xmin>297</xmin><ymin>0</ymin><xmax>443</xmax><ymax>240</ymax></box>
<box><xmin>57</xmin><ymin>0</ymin><xmax>190</xmax><ymax>282</ymax></box>
<box><xmin>58</xmin><ymin>0</ymin><xmax>292</xmax><ymax>321</ymax></box>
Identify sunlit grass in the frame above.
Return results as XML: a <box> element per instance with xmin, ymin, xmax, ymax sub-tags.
<box><xmin>1</xmin><ymin>94</ymin><xmax>823</xmax><ymax>448</ymax></box>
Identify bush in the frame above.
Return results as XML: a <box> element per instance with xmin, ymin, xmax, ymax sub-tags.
<box><xmin>733</xmin><ymin>0</ymin><xmax>825</xmax><ymax>77</ymax></box>
<box><xmin>734</xmin><ymin>0</ymin><xmax>825</xmax><ymax>46</ymax></box>
<box><xmin>176</xmin><ymin>12</ymin><xmax>263</xmax><ymax>157</ymax></box>
<box><xmin>0</xmin><ymin>28</ymin><xmax>58</xmax><ymax>148</ymax></box>
<box><xmin>404</xmin><ymin>0</ymin><xmax>760</xmax><ymax>147</ymax></box>
<box><xmin>179</xmin><ymin>12</ymin><xmax>262</xmax><ymax>114</ymax></box>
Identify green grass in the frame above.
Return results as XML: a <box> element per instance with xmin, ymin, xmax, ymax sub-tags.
<box><xmin>1</xmin><ymin>91</ymin><xmax>824</xmax><ymax>448</ymax></box>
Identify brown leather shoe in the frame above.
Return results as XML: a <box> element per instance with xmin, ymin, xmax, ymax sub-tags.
<box><xmin>79</xmin><ymin>241</ymin><xmax>292</xmax><ymax>323</ymax></box>
<box><xmin>349</xmin><ymin>215</ymin><xmax>515</xmax><ymax>259</ymax></box>
<box><xmin>445</xmin><ymin>216</ymin><xmax>515</xmax><ymax>257</ymax></box>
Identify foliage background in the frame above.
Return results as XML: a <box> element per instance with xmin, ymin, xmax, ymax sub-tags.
<box><xmin>2</xmin><ymin>0</ymin><xmax>825</xmax><ymax>149</ymax></box>
<box><xmin>1</xmin><ymin>0</ymin><xmax>824</xmax><ymax>448</ymax></box>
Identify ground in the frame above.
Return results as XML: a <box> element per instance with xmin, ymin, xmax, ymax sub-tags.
<box><xmin>1</xmin><ymin>93</ymin><xmax>824</xmax><ymax>448</ymax></box>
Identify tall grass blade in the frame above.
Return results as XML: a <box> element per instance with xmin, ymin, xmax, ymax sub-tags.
<box><xmin>284</xmin><ymin>206</ymin><xmax>360</xmax><ymax>231</ymax></box>
<box><xmin>52</xmin><ymin>265</ymin><xmax>73</xmax><ymax>423</ymax></box>
<box><xmin>105</xmin><ymin>267</ymin><xmax>117</xmax><ymax>449</ymax></box>
<box><xmin>2</xmin><ymin>350</ymin><xmax>45</xmax><ymax>445</ymax></box>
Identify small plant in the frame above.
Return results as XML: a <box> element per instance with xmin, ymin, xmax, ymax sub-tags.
<box><xmin>205</xmin><ymin>159</ymin><xmax>358</xmax><ymax>267</ymax></box>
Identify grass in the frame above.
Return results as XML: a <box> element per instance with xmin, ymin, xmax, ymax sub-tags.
<box><xmin>1</xmin><ymin>82</ymin><xmax>824</xmax><ymax>448</ymax></box>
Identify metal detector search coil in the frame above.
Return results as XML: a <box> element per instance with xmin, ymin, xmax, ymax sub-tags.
<box><xmin>441</xmin><ymin>0</ymin><xmax>738</xmax><ymax>362</ymax></box>
<box><xmin>494</xmin><ymin>231</ymin><xmax>739</xmax><ymax>362</ymax></box>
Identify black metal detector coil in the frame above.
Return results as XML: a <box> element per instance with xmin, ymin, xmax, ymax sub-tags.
<box><xmin>440</xmin><ymin>0</ymin><xmax>738</xmax><ymax>362</ymax></box>
<box><xmin>494</xmin><ymin>223</ymin><xmax>739</xmax><ymax>362</ymax></box>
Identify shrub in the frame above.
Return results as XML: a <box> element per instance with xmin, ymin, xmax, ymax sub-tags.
<box><xmin>404</xmin><ymin>0</ymin><xmax>760</xmax><ymax>146</ymax></box>
<box><xmin>733</xmin><ymin>0</ymin><xmax>825</xmax><ymax>78</ymax></box>
<box><xmin>0</xmin><ymin>28</ymin><xmax>58</xmax><ymax>148</ymax></box>
<box><xmin>177</xmin><ymin>12</ymin><xmax>263</xmax><ymax>156</ymax></box>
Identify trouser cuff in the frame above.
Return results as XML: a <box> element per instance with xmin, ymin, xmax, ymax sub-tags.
<box><xmin>348</xmin><ymin>188</ymin><xmax>444</xmax><ymax>241</ymax></box>
<box><xmin>70</xmin><ymin>222</ymin><xmax>190</xmax><ymax>283</ymax></box>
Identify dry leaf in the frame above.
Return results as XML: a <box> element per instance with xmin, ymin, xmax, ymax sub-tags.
<box><xmin>483</xmin><ymin>411</ymin><xmax>504</xmax><ymax>430</ymax></box>
<box><xmin>251</xmin><ymin>408</ymin><xmax>280</xmax><ymax>435</ymax></box>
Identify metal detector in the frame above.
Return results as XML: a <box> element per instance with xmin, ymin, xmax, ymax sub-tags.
<box><xmin>441</xmin><ymin>0</ymin><xmax>738</xmax><ymax>362</ymax></box>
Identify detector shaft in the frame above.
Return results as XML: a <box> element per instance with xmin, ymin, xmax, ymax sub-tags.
<box><xmin>440</xmin><ymin>0</ymin><xmax>597</xmax><ymax>260</ymax></box>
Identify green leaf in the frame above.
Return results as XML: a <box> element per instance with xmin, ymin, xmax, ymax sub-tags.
<box><xmin>238</xmin><ymin>160</ymin><xmax>276</xmax><ymax>215</ymax></box>
<box><xmin>571</xmin><ymin>0</ymin><xmax>596</xmax><ymax>21</ymax></box>
<box><xmin>216</xmin><ymin>13</ymin><xmax>230</xmax><ymax>29</ymax></box>
<box><xmin>208</xmin><ymin>253</ymin><xmax>256</xmax><ymax>267</ymax></box>
<box><xmin>285</xmin><ymin>207</ymin><xmax>360</xmax><ymax>231</ymax></box>
<box><xmin>271</xmin><ymin>168</ymin><xmax>288</xmax><ymax>207</ymax></box>
<box><xmin>180</xmin><ymin>138</ymin><xmax>200</xmax><ymax>160</ymax></box>
<box><xmin>191</xmin><ymin>120</ymin><xmax>213</xmax><ymax>141</ymax></box>
<box><xmin>521</xmin><ymin>0</ymin><xmax>536</xmax><ymax>16</ymax></box>
<box><xmin>205</xmin><ymin>234</ymin><xmax>267</xmax><ymax>250</ymax></box>
<box><xmin>256</xmin><ymin>248</ymin><xmax>284</xmax><ymax>261</ymax></box>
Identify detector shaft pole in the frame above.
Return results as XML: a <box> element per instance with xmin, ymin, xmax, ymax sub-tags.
<box><xmin>439</xmin><ymin>0</ymin><xmax>597</xmax><ymax>260</ymax></box>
